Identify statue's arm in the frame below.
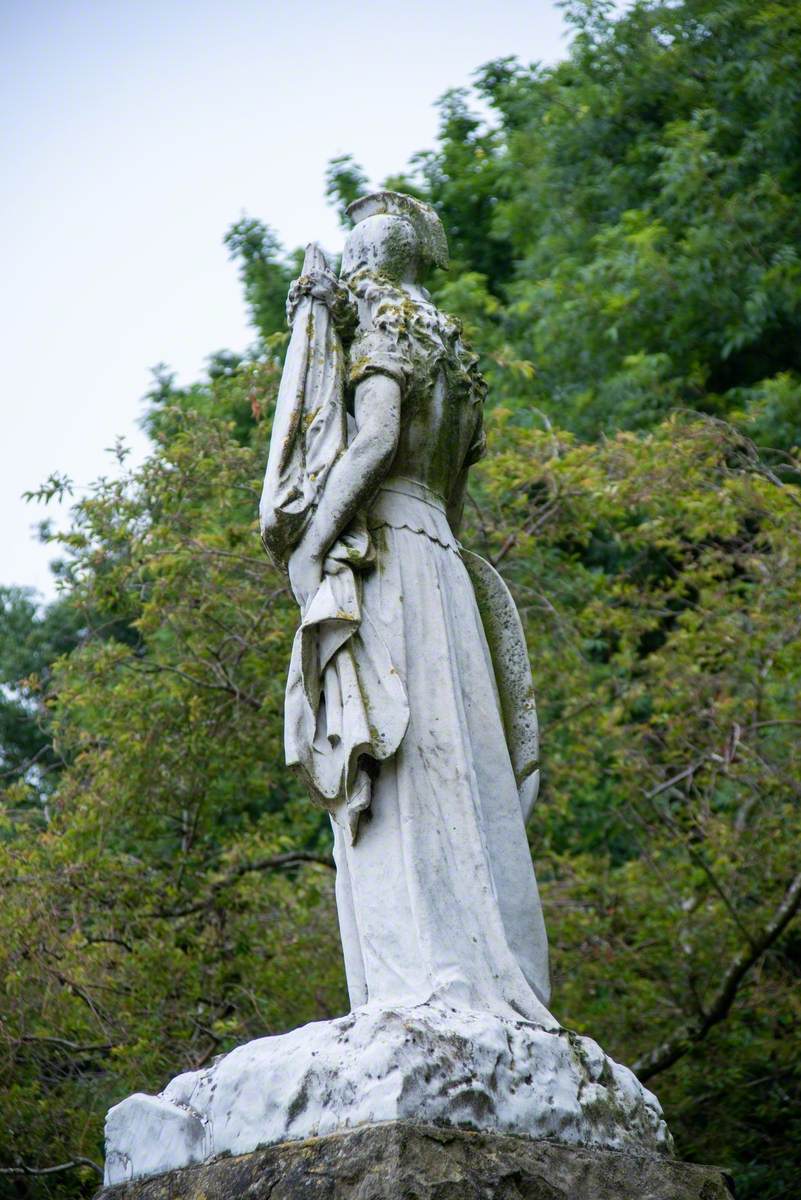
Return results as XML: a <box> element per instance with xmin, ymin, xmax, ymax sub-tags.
<box><xmin>287</xmin><ymin>373</ymin><xmax>401</xmax><ymax>608</ymax></box>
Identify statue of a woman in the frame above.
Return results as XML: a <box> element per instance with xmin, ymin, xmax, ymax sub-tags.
<box><xmin>103</xmin><ymin>194</ymin><xmax>670</xmax><ymax>1185</ymax></box>
<box><xmin>260</xmin><ymin>192</ymin><xmax>551</xmax><ymax>1025</ymax></box>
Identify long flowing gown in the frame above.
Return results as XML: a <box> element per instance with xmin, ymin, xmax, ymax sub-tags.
<box><xmin>261</xmin><ymin>256</ymin><xmax>552</xmax><ymax>1027</ymax></box>
<box><xmin>324</xmin><ymin>273</ymin><xmax>552</xmax><ymax>1026</ymax></box>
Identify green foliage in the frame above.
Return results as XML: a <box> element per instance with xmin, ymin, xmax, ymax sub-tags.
<box><xmin>383</xmin><ymin>0</ymin><xmax>801</xmax><ymax>449</ymax></box>
<box><xmin>325</xmin><ymin>153</ymin><xmax>370</xmax><ymax>228</ymax></box>
<box><xmin>3</xmin><ymin>2</ymin><xmax>801</xmax><ymax>1196</ymax></box>
<box><xmin>468</xmin><ymin>413</ymin><xmax>801</xmax><ymax>1194</ymax></box>
<box><xmin>0</xmin><ymin>369</ymin><xmax>345</xmax><ymax>1196</ymax></box>
<box><xmin>410</xmin><ymin>83</ymin><xmax>516</xmax><ymax>286</ymax></box>
<box><xmin>0</xmin><ymin>588</ymin><xmax>82</xmax><ymax>805</ymax></box>
<box><xmin>223</xmin><ymin>218</ymin><xmax>297</xmax><ymax>342</ymax></box>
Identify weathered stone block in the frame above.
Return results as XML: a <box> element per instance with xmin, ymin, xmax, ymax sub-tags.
<box><xmin>95</xmin><ymin>1121</ymin><xmax>734</xmax><ymax>1200</ymax></box>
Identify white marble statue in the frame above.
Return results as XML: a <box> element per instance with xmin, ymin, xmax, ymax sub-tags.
<box><xmin>103</xmin><ymin>194</ymin><xmax>671</xmax><ymax>1185</ymax></box>
<box><xmin>265</xmin><ymin>193</ymin><xmax>549</xmax><ymax>1023</ymax></box>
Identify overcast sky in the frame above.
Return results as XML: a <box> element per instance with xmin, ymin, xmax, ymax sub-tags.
<box><xmin>2</xmin><ymin>0</ymin><xmax>574</xmax><ymax>598</ymax></box>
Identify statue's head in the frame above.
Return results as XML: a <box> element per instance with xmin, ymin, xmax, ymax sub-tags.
<box><xmin>341</xmin><ymin>191</ymin><xmax>448</xmax><ymax>282</ymax></box>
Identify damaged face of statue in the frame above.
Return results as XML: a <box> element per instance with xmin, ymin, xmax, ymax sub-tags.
<box><xmin>341</xmin><ymin>213</ymin><xmax>420</xmax><ymax>281</ymax></box>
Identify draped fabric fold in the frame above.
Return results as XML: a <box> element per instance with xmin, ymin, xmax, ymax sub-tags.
<box><xmin>284</xmin><ymin>548</ymin><xmax>409</xmax><ymax>841</ymax></box>
<box><xmin>259</xmin><ymin>243</ymin><xmax>409</xmax><ymax>838</ymax></box>
<box><xmin>259</xmin><ymin>243</ymin><xmax>348</xmax><ymax>566</ymax></box>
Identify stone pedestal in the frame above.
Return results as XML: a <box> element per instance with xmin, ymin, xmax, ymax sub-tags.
<box><xmin>95</xmin><ymin>1122</ymin><xmax>734</xmax><ymax>1200</ymax></box>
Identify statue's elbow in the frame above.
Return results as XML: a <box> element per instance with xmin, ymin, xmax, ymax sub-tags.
<box><xmin>355</xmin><ymin>419</ymin><xmax>399</xmax><ymax>477</ymax></box>
<box><xmin>376</xmin><ymin>429</ymin><xmax>399</xmax><ymax>474</ymax></box>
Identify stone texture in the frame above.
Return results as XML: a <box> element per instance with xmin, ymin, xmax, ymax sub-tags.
<box><xmin>104</xmin><ymin>1003</ymin><xmax>670</xmax><ymax>1185</ymax></box>
<box><xmin>96</xmin><ymin>1122</ymin><xmax>734</xmax><ymax>1200</ymax></box>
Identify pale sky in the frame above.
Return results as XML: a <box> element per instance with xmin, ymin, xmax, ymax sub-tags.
<box><xmin>1</xmin><ymin>0</ymin><xmax>574</xmax><ymax>598</ymax></box>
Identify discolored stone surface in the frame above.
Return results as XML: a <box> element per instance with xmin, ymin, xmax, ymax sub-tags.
<box><xmin>96</xmin><ymin>1121</ymin><xmax>734</xmax><ymax>1200</ymax></box>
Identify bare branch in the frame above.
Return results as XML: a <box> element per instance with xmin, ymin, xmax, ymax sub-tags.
<box><xmin>490</xmin><ymin>497</ymin><xmax>561</xmax><ymax>568</ymax></box>
<box><xmin>645</xmin><ymin>760</ymin><xmax>706</xmax><ymax>799</ymax></box>
<box><xmin>156</xmin><ymin>850</ymin><xmax>335</xmax><ymax>918</ymax></box>
<box><xmin>44</xmin><ymin>967</ymin><xmax>109</xmax><ymax>1029</ymax></box>
<box><xmin>633</xmin><ymin>871</ymin><xmax>801</xmax><ymax>1082</ymax></box>
<box><xmin>124</xmin><ymin>658</ymin><xmax>262</xmax><ymax>711</ymax></box>
<box><xmin>0</xmin><ymin>1157</ymin><xmax>102</xmax><ymax>1178</ymax></box>
<box><xmin>84</xmin><ymin>935</ymin><xmax>134</xmax><ymax>953</ymax></box>
<box><xmin>18</xmin><ymin>1035</ymin><xmax>113</xmax><ymax>1054</ymax></box>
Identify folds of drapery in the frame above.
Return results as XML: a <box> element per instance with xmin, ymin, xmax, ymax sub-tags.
<box><xmin>259</xmin><ymin>244</ymin><xmax>409</xmax><ymax>838</ymax></box>
<box><xmin>368</xmin><ymin>478</ymin><xmax>540</xmax><ymax>828</ymax></box>
<box><xmin>284</xmin><ymin>531</ymin><xmax>409</xmax><ymax>842</ymax></box>
<box><xmin>259</xmin><ymin>243</ymin><xmax>349</xmax><ymax>567</ymax></box>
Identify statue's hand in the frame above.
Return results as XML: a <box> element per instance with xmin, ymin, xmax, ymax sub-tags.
<box><xmin>286</xmin><ymin>266</ymin><xmax>345</xmax><ymax>327</ymax></box>
<box><xmin>288</xmin><ymin>544</ymin><xmax>323</xmax><ymax>613</ymax></box>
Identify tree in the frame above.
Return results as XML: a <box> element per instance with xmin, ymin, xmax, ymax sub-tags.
<box><xmin>0</xmin><ymin>588</ymin><xmax>82</xmax><ymax>807</ymax></box>
<box><xmin>0</xmin><ymin>368</ymin><xmax>345</xmax><ymax>1198</ymax></box>
<box><xmin>470</xmin><ymin>410</ymin><xmax>801</xmax><ymax>1195</ymax></box>
<box><xmin>324</xmin><ymin>154</ymin><xmax>370</xmax><ymax>228</ymax></box>
<box><xmin>223</xmin><ymin>218</ymin><xmax>297</xmax><ymax>344</ymax></box>
<box><xmin>371</xmin><ymin>0</ymin><xmax>801</xmax><ymax>449</ymax></box>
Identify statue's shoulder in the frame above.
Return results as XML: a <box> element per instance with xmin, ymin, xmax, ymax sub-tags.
<box><xmin>341</xmin><ymin>271</ymin><xmax>486</xmax><ymax>406</ymax></box>
<box><xmin>343</xmin><ymin>269</ymin><xmax>407</xmax><ymax>334</ymax></box>
<box><xmin>344</xmin><ymin>271</ymin><xmax>414</xmax><ymax>390</ymax></box>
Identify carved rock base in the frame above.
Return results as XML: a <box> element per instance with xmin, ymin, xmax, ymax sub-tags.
<box><xmin>95</xmin><ymin>1122</ymin><xmax>734</xmax><ymax>1200</ymax></box>
<box><xmin>104</xmin><ymin>1004</ymin><xmax>670</xmax><ymax>1184</ymax></box>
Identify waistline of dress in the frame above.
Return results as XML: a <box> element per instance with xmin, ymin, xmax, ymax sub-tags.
<box><xmin>368</xmin><ymin>475</ymin><xmax>458</xmax><ymax>551</ymax></box>
<box><xmin>379</xmin><ymin>475</ymin><xmax>446</xmax><ymax>510</ymax></box>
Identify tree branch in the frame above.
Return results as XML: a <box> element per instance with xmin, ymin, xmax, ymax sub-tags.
<box><xmin>44</xmin><ymin>967</ymin><xmax>110</xmax><ymax>1031</ymax></box>
<box><xmin>18</xmin><ymin>1035</ymin><xmax>113</xmax><ymax>1054</ymax></box>
<box><xmin>125</xmin><ymin>659</ymin><xmax>262</xmax><ymax>711</ymax></box>
<box><xmin>490</xmin><ymin>497</ymin><xmax>561</xmax><ymax>568</ymax></box>
<box><xmin>156</xmin><ymin>850</ymin><xmax>335</xmax><ymax>918</ymax></box>
<box><xmin>633</xmin><ymin>871</ymin><xmax>801</xmax><ymax>1082</ymax></box>
<box><xmin>0</xmin><ymin>1157</ymin><xmax>102</xmax><ymax>1178</ymax></box>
